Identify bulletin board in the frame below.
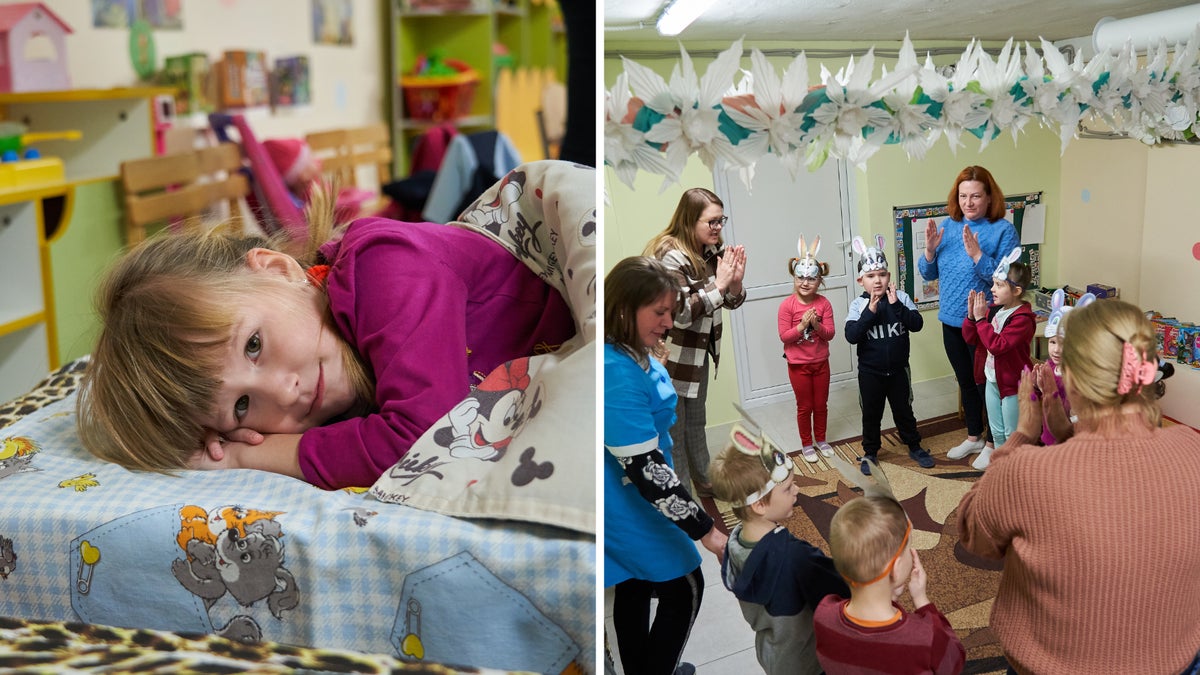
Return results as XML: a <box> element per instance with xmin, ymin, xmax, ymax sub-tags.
<box><xmin>894</xmin><ymin>191</ymin><xmax>1043</xmax><ymax>310</ymax></box>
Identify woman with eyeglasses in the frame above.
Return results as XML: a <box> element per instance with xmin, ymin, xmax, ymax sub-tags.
<box><xmin>604</xmin><ymin>256</ymin><xmax>728</xmax><ymax>675</ymax></box>
<box><xmin>643</xmin><ymin>188</ymin><xmax>747</xmax><ymax>498</ymax></box>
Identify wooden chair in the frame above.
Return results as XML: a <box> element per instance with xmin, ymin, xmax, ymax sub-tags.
<box><xmin>305</xmin><ymin>123</ymin><xmax>393</xmax><ymax>192</ymax></box>
<box><xmin>119</xmin><ymin>143</ymin><xmax>249</xmax><ymax>245</ymax></box>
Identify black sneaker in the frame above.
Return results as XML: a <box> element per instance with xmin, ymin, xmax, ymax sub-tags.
<box><xmin>860</xmin><ymin>456</ymin><xmax>876</xmax><ymax>476</ymax></box>
<box><xmin>674</xmin><ymin>663</ymin><xmax>697</xmax><ymax>675</ymax></box>
<box><xmin>908</xmin><ymin>447</ymin><xmax>935</xmax><ymax>468</ymax></box>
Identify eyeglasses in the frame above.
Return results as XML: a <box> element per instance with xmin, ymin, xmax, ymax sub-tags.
<box><xmin>704</xmin><ymin>216</ymin><xmax>729</xmax><ymax>230</ymax></box>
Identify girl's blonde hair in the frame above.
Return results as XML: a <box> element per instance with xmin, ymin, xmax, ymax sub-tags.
<box><xmin>828</xmin><ymin>496</ymin><xmax>908</xmax><ymax>584</ymax></box>
<box><xmin>643</xmin><ymin>188</ymin><xmax>723</xmax><ymax>278</ymax></box>
<box><xmin>1061</xmin><ymin>299</ymin><xmax>1161</xmax><ymax>430</ymax></box>
<box><xmin>77</xmin><ymin>185</ymin><xmax>375</xmax><ymax>472</ymax></box>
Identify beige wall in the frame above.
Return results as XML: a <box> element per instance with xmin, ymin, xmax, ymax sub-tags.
<box><xmin>48</xmin><ymin>0</ymin><xmax>387</xmax><ymax>139</ymax></box>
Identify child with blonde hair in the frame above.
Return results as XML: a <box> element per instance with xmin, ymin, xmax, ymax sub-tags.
<box><xmin>815</xmin><ymin>496</ymin><xmax>965</xmax><ymax>674</ymax></box>
<box><xmin>960</xmin><ymin>248</ymin><xmax>1035</xmax><ymax>469</ymax></box>
<box><xmin>710</xmin><ymin>418</ymin><xmax>848</xmax><ymax>675</ymax></box>
<box><xmin>78</xmin><ymin>163</ymin><xmax>584</xmax><ymax>489</ymax></box>
<box><xmin>778</xmin><ymin>235</ymin><xmax>836</xmax><ymax>463</ymax></box>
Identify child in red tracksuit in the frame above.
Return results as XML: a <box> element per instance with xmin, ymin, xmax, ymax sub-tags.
<box><xmin>778</xmin><ymin>235</ymin><xmax>835</xmax><ymax>464</ymax></box>
<box><xmin>961</xmin><ymin>247</ymin><xmax>1035</xmax><ymax>470</ymax></box>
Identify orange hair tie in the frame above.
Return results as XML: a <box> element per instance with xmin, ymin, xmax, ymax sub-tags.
<box><xmin>305</xmin><ymin>264</ymin><xmax>330</xmax><ymax>287</ymax></box>
<box><xmin>845</xmin><ymin>520</ymin><xmax>912</xmax><ymax>588</ymax></box>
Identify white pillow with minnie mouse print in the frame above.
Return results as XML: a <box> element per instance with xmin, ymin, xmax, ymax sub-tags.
<box><xmin>369</xmin><ymin>160</ymin><xmax>596</xmax><ymax>535</ymax></box>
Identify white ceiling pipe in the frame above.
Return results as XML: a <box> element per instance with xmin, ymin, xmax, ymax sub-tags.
<box><xmin>1093</xmin><ymin>4</ymin><xmax>1200</xmax><ymax>53</ymax></box>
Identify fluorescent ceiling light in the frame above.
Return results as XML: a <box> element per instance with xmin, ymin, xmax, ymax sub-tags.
<box><xmin>656</xmin><ymin>0</ymin><xmax>718</xmax><ymax>36</ymax></box>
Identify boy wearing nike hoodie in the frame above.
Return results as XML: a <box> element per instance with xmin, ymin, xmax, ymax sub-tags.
<box><xmin>844</xmin><ymin>235</ymin><xmax>934</xmax><ymax>476</ymax></box>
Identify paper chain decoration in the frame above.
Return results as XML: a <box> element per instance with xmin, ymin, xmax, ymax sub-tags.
<box><xmin>605</xmin><ymin>32</ymin><xmax>1200</xmax><ymax>187</ymax></box>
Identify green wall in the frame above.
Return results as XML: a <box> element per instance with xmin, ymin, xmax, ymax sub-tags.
<box><xmin>50</xmin><ymin>179</ymin><xmax>126</xmax><ymax>363</ymax></box>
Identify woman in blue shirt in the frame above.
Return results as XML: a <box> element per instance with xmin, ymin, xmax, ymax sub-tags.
<box><xmin>604</xmin><ymin>256</ymin><xmax>727</xmax><ymax>675</ymax></box>
<box><xmin>916</xmin><ymin>166</ymin><xmax>1020</xmax><ymax>470</ymax></box>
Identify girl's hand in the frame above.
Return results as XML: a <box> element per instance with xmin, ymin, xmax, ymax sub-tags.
<box><xmin>1016</xmin><ymin>368</ymin><xmax>1043</xmax><ymax>439</ymax></box>
<box><xmin>907</xmin><ymin>549</ymin><xmax>930</xmax><ymax>608</ymax></box>
<box><xmin>1034</xmin><ymin>361</ymin><xmax>1054</xmax><ymax>394</ymax></box>
<box><xmin>963</xmin><ymin>224</ymin><xmax>982</xmax><ymax>263</ymax></box>
<box><xmin>201</xmin><ymin>427</ymin><xmax>263</xmax><ymax>462</ymax></box>
<box><xmin>971</xmin><ymin>290</ymin><xmax>988</xmax><ymax>321</ymax></box>
<box><xmin>190</xmin><ymin>440</ymin><xmax>247</xmax><ymax>470</ymax></box>
<box><xmin>924</xmin><ymin>219</ymin><xmax>942</xmax><ymax>260</ymax></box>
<box><xmin>886</xmin><ymin>282</ymin><xmax>898</xmax><ymax>305</ymax></box>
<box><xmin>803</xmin><ymin>308</ymin><xmax>817</xmax><ymax>327</ymax></box>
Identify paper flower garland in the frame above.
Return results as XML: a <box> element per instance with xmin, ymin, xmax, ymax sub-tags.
<box><xmin>605</xmin><ymin>31</ymin><xmax>1200</xmax><ymax>187</ymax></box>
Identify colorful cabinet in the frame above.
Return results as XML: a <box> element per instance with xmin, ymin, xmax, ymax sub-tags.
<box><xmin>389</xmin><ymin>0</ymin><xmax>564</xmax><ymax>175</ymax></box>
<box><xmin>0</xmin><ymin>87</ymin><xmax>175</xmax><ymax>401</ymax></box>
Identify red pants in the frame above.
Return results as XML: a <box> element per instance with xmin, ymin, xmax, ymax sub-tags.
<box><xmin>788</xmin><ymin>361</ymin><xmax>830</xmax><ymax>446</ymax></box>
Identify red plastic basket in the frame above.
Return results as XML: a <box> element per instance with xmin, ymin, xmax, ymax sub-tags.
<box><xmin>401</xmin><ymin>64</ymin><xmax>479</xmax><ymax>122</ymax></box>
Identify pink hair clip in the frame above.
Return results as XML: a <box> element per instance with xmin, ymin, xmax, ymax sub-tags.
<box><xmin>1117</xmin><ymin>342</ymin><xmax>1157</xmax><ymax>395</ymax></box>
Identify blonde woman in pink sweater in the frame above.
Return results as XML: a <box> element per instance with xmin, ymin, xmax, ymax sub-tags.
<box><xmin>777</xmin><ymin>236</ymin><xmax>836</xmax><ymax>464</ymax></box>
<box><xmin>957</xmin><ymin>299</ymin><xmax>1200</xmax><ymax>675</ymax></box>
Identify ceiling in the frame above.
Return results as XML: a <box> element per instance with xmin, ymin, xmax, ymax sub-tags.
<box><xmin>604</xmin><ymin>0</ymin><xmax>1200</xmax><ymax>45</ymax></box>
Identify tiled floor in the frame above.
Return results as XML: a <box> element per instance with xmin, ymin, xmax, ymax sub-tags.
<box><xmin>603</xmin><ymin>375</ymin><xmax>963</xmax><ymax>675</ymax></box>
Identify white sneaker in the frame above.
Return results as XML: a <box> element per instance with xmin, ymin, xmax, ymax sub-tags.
<box><xmin>972</xmin><ymin>445</ymin><xmax>994</xmax><ymax>470</ymax></box>
<box><xmin>816</xmin><ymin>442</ymin><xmax>835</xmax><ymax>457</ymax></box>
<box><xmin>947</xmin><ymin>436</ymin><xmax>986</xmax><ymax>460</ymax></box>
<box><xmin>800</xmin><ymin>445</ymin><xmax>819</xmax><ymax>463</ymax></box>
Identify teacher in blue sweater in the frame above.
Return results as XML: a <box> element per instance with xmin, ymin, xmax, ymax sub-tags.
<box><xmin>917</xmin><ymin>166</ymin><xmax>1020</xmax><ymax>463</ymax></box>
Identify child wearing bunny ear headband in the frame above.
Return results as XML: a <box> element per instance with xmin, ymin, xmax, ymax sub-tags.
<box><xmin>845</xmin><ymin>235</ymin><xmax>935</xmax><ymax>475</ymax></box>
<box><xmin>960</xmin><ymin>247</ymin><xmax>1036</xmax><ymax>469</ymax></box>
<box><xmin>709</xmin><ymin>409</ymin><xmax>849</xmax><ymax>675</ymax></box>
<box><xmin>779</xmin><ymin>235</ymin><xmax>837</xmax><ymax>463</ymax></box>
<box><xmin>1032</xmin><ymin>289</ymin><xmax>1095</xmax><ymax>445</ymax></box>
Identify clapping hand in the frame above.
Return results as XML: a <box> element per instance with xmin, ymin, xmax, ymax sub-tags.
<box><xmin>924</xmin><ymin>219</ymin><xmax>942</xmax><ymax>260</ymax></box>
<box><xmin>886</xmin><ymin>282</ymin><xmax>898</xmax><ymax>305</ymax></box>
<box><xmin>962</xmin><ymin>224</ymin><xmax>982</xmax><ymax>263</ymax></box>
<box><xmin>1016</xmin><ymin>367</ymin><xmax>1043</xmax><ymax>439</ymax></box>
<box><xmin>967</xmin><ymin>289</ymin><xmax>988</xmax><ymax>321</ymax></box>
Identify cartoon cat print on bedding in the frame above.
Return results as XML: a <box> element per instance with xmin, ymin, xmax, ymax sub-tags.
<box><xmin>171</xmin><ymin>505</ymin><xmax>299</xmax><ymax>643</ymax></box>
<box><xmin>0</xmin><ymin>436</ymin><xmax>40</xmax><ymax>480</ymax></box>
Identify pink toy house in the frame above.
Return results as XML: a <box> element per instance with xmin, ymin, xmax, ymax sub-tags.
<box><xmin>0</xmin><ymin>3</ymin><xmax>72</xmax><ymax>93</ymax></box>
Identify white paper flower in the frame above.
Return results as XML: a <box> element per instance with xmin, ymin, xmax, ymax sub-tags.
<box><xmin>603</xmin><ymin>73</ymin><xmax>672</xmax><ymax>189</ymax></box>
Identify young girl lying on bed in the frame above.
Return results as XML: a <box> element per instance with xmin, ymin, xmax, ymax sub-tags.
<box><xmin>79</xmin><ymin>162</ymin><xmax>584</xmax><ymax>490</ymax></box>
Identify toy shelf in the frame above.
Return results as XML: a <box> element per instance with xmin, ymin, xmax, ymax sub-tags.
<box><xmin>0</xmin><ymin>87</ymin><xmax>176</xmax><ymax>183</ymax></box>
<box><xmin>0</xmin><ymin>180</ymin><xmax>71</xmax><ymax>403</ymax></box>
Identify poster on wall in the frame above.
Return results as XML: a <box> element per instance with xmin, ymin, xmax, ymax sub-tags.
<box><xmin>894</xmin><ymin>191</ymin><xmax>1043</xmax><ymax>310</ymax></box>
<box><xmin>92</xmin><ymin>0</ymin><xmax>182</xmax><ymax>29</ymax></box>
<box><xmin>312</xmin><ymin>0</ymin><xmax>354</xmax><ymax>46</ymax></box>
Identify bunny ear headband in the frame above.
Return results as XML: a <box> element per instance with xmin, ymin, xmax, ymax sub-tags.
<box><xmin>730</xmin><ymin>404</ymin><xmax>796</xmax><ymax>505</ymax></box>
<box><xmin>851</xmin><ymin>234</ymin><xmax>887</xmax><ymax>279</ymax></box>
<box><xmin>790</xmin><ymin>234</ymin><xmax>823</xmax><ymax>278</ymax></box>
<box><xmin>1044</xmin><ymin>290</ymin><xmax>1096</xmax><ymax>338</ymax></box>
<box><xmin>992</xmin><ymin>246</ymin><xmax>1024</xmax><ymax>283</ymax></box>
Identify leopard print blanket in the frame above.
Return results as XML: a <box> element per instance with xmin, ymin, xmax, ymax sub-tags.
<box><xmin>0</xmin><ymin>358</ymin><xmax>87</xmax><ymax>432</ymax></box>
<box><xmin>0</xmin><ymin>616</ymin><xmax>501</xmax><ymax>674</ymax></box>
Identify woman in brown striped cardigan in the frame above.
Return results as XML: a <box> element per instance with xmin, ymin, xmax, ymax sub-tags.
<box><xmin>643</xmin><ymin>188</ymin><xmax>747</xmax><ymax>497</ymax></box>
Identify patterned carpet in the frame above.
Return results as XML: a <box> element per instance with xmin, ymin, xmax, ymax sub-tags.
<box><xmin>699</xmin><ymin>414</ymin><xmax>1010</xmax><ymax>675</ymax></box>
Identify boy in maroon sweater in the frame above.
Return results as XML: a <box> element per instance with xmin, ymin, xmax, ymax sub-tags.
<box><xmin>814</xmin><ymin>496</ymin><xmax>964</xmax><ymax>675</ymax></box>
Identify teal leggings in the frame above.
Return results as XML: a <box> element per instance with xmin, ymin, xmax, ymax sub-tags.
<box><xmin>985</xmin><ymin>380</ymin><xmax>1020</xmax><ymax>447</ymax></box>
